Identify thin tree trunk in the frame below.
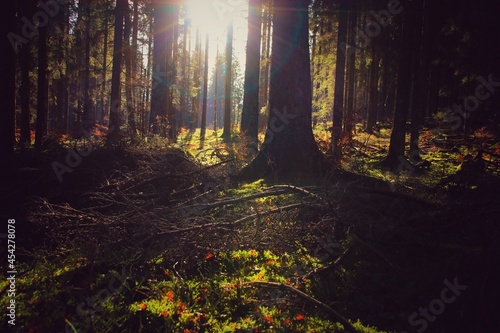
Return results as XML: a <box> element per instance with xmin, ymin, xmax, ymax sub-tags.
<box><xmin>124</xmin><ymin>1</ymin><xmax>137</xmax><ymax>141</ymax></box>
<box><xmin>191</xmin><ymin>28</ymin><xmax>201</xmax><ymax>131</ymax></box>
<box><xmin>366</xmin><ymin>46</ymin><xmax>379</xmax><ymax>133</ymax></box>
<box><xmin>222</xmin><ymin>20</ymin><xmax>234</xmax><ymax>141</ymax></box>
<box><xmin>35</xmin><ymin>25</ymin><xmax>49</xmax><ymax>150</ymax></box>
<box><xmin>214</xmin><ymin>43</ymin><xmax>219</xmax><ymax>133</ymax></box>
<box><xmin>331</xmin><ymin>2</ymin><xmax>348</xmax><ymax>160</ymax></box>
<box><xmin>83</xmin><ymin>1</ymin><xmax>92</xmax><ymax>129</ymax></box>
<box><xmin>20</xmin><ymin>39</ymin><xmax>31</xmax><ymax>145</ymax></box>
<box><xmin>200</xmin><ymin>34</ymin><xmax>209</xmax><ymax>148</ymax></box>
<box><xmin>107</xmin><ymin>0</ymin><xmax>127</xmax><ymax>144</ymax></box>
<box><xmin>101</xmin><ymin>13</ymin><xmax>109</xmax><ymax>123</ymax></box>
<box><xmin>180</xmin><ymin>18</ymin><xmax>189</xmax><ymax>130</ymax></box>
<box><xmin>345</xmin><ymin>4</ymin><xmax>357</xmax><ymax>137</ymax></box>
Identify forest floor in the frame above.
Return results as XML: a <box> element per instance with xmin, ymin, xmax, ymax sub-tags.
<box><xmin>1</xmin><ymin>126</ymin><xmax>499</xmax><ymax>333</ymax></box>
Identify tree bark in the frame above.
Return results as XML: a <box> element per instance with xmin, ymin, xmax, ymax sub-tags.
<box><xmin>107</xmin><ymin>0</ymin><xmax>127</xmax><ymax>144</ymax></box>
<box><xmin>344</xmin><ymin>4</ymin><xmax>357</xmax><ymax>137</ymax></box>
<box><xmin>366</xmin><ymin>46</ymin><xmax>379</xmax><ymax>133</ymax></box>
<box><xmin>83</xmin><ymin>0</ymin><xmax>93</xmax><ymax>129</ymax></box>
<box><xmin>410</xmin><ymin>0</ymin><xmax>428</xmax><ymax>162</ymax></box>
<box><xmin>331</xmin><ymin>1</ymin><xmax>348</xmax><ymax>160</ymax></box>
<box><xmin>200</xmin><ymin>34</ymin><xmax>209</xmax><ymax>147</ymax></box>
<box><xmin>191</xmin><ymin>28</ymin><xmax>201</xmax><ymax>131</ymax></box>
<box><xmin>240</xmin><ymin>0</ymin><xmax>326</xmax><ymax>181</ymax></box>
<box><xmin>100</xmin><ymin>10</ymin><xmax>109</xmax><ymax>123</ymax></box>
<box><xmin>124</xmin><ymin>1</ymin><xmax>137</xmax><ymax>141</ymax></box>
<box><xmin>385</xmin><ymin>1</ymin><xmax>415</xmax><ymax>167</ymax></box>
<box><xmin>240</xmin><ymin>0</ymin><xmax>262</xmax><ymax>146</ymax></box>
<box><xmin>0</xmin><ymin>3</ymin><xmax>17</xmax><ymax>155</ymax></box>
<box><xmin>35</xmin><ymin>24</ymin><xmax>49</xmax><ymax>150</ymax></box>
<box><xmin>20</xmin><ymin>33</ymin><xmax>31</xmax><ymax>145</ymax></box>
<box><xmin>222</xmin><ymin>20</ymin><xmax>234</xmax><ymax>142</ymax></box>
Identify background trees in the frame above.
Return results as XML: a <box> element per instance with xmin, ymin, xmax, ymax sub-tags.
<box><xmin>1</xmin><ymin>0</ymin><xmax>498</xmax><ymax>178</ymax></box>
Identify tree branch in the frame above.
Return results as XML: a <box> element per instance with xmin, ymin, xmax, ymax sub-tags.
<box><xmin>242</xmin><ymin>280</ymin><xmax>359</xmax><ymax>333</ymax></box>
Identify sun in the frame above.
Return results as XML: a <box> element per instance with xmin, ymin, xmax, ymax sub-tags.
<box><xmin>185</xmin><ymin>0</ymin><xmax>246</xmax><ymax>38</ymax></box>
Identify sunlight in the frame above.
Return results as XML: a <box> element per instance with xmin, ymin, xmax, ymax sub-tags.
<box><xmin>185</xmin><ymin>0</ymin><xmax>246</xmax><ymax>38</ymax></box>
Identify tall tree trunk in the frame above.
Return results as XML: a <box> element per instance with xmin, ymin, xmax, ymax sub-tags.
<box><xmin>410</xmin><ymin>0</ymin><xmax>428</xmax><ymax>162</ymax></box>
<box><xmin>35</xmin><ymin>25</ymin><xmax>49</xmax><ymax>150</ymax></box>
<box><xmin>222</xmin><ymin>20</ymin><xmax>234</xmax><ymax>141</ymax></box>
<box><xmin>150</xmin><ymin>0</ymin><xmax>169</xmax><ymax>135</ymax></box>
<box><xmin>240</xmin><ymin>0</ymin><xmax>326</xmax><ymax>181</ymax></box>
<box><xmin>100</xmin><ymin>11</ymin><xmax>109</xmax><ymax>123</ymax></box>
<box><xmin>259</xmin><ymin>0</ymin><xmax>272</xmax><ymax>130</ymax></box>
<box><xmin>200</xmin><ymin>34</ymin><xmax>209</xmax><ymax>148</ymax></box>
<box><xmin>180</xmin><ymin>18</ymin><xmax>189</xmax><ymax>130</ymax></box>
<box><xmin>344</xmin><ymin>4</ymin><xmax>357</xmax><ymax>137</ymax></box>
<box><xmin>385</xmin><ymin>2</ymin><xmax>415</xmax><ymax>167</ymax></box>
<box><xmin>213</xmin><ymin>43</ymin><xmax>219</xmax><ymax>133</ymax></box>
<box><xmin>144</xmin><ymin>14</ymin><xmax>153</xmax><ymax>133</ymax></box>
<box><xmin>331</xmin><ymin>1</ymin><xmax>348</xmax><ymax>160</ymax></box>
<box><xmin>0</xmin><ymin>3</ymin><xmax>17</xmax><ymax>155</ymax></box>
<box><xmin>107</xmin><ymin>0</ymin><xmax>127</xmax><ymax>144</ymax></box>
<box><xmin>165</xmin><ymin>2</ymin><xmax>176</xmax><ymax>140</ymax></box>
<box><xmin>240</xmin><ymin>0</ymin><xmax>262</xmax><ymax>146</ymax></box>
<box><xmin>191</xmin><ymin>28</ymin><xmax>201</xmax><ymax>131</ymax></box>
<box><xmin>20</xmin><ymin>37</ymin><xmax>31</xmax><ymax>145</ymax></box>
<box><xmin>366</xmin><ymin>46</ymin><xmax>379</xmax><ymax>133</ymax></box>
<box><xmin>170</xmin><ymin>5</ymin><xmax>179</xmax><ymax>140</ymax></box>
<box><xmin>124</xmin><ymin>0</ymin><xmax>137</xmax><ymax>141</ymax></box>
<box><xmin>83</xmin><ymin>1</ymin><xmax>93</xmax><ymax>129</ymax></box>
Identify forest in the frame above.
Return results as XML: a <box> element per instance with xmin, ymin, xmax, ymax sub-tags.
<box><xmin>0</xmin><ymin>0</ymin><xmax>499</xmax><ymax>332</ymax></box>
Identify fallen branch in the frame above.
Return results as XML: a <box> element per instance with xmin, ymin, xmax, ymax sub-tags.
<box><xmin>179</xmin><ymin>188</ymin><xmax>289</xmax><ymax>212</ymax></box>
<box><xmin>140</xmin><ymin>203</ymin><xmax>316</xmax><ymax>244</ymax></box>
<box><xmin>242</xmin><ymin>280</ymin><xmax>358</xmax><ymax>333</ymax></box>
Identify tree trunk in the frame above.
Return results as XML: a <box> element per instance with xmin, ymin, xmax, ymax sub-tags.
<box><xmin>385</xmin><ymin>2</ymin><xmax>415</xmax><ymax>167</ymax></box>
<box><xmin>20</xmin><ymin>36</ymin><xmax>31</xmax><ymax>145</ymax></box>
<box><xmin>170</xmin><ymin>5</ymin><xmax>179</xmax><ymax>140</ymax></box>
<box><xmin>191</xmin><ymin>28</ymin><xmax>201</xmax><ymax>131</ymax></box>
<box><xmin>331</xmin><ymin>1</ymin><xmax>348</xmax><ymax>160</ymax></box>
<box><xmin>124</xmin><ymin>1</ymin><xmax>137</xmax><ymax>141</ymax></box>
<box><xmin>200</xmin><ymin>34</ymin><xmax>209</xmax><ymax>148</ymax></box>
<box><xmin>35</xmin><ymin>25</ymin><xmax>49</xmax><ymax>150</ymax></box>
<box><xmin>101</xmin><ymin>11</ymin><xmax>109</xmax><ymax>123</ymax></box>
<box><xmin>410</xmin><ymin>0</ymin><xmax>428</xmax><ymax>162</ymax></box>
<box><xmin>150</xmin><ymin>1</ymin><xmax>168</xmax><ymax>135</ymax></box>
<box><xmin>344</xmin><ymin>4</ymin><xmax>357</xmax><ymax>137</ymax></box>
<box><xmin>259</xmin><ymin>1</ymin><xmax>272</xmax><ymax>131</ymax></box>
<box><xmin>222</xmin><ymin>20</ymin><xmax>234</xmax><ymax>141</ymax></box>
<box><xmin>107</xmin><ymin>0</ymin><xmax>127</xmax><ymax>144</ymax></box>
<box><xmin>165</xmin><ymin>3</ymin><xmax>177</xmax><ymax>140</ymax></box>
<box><xmin>180</xmin><ymin>18</ymin><xmax>189</xmax><ymax>130</ymax></box>
<box><xmin>240</xmin><ymin>0</ymin><xmax>262</xmax><ymax>146</ymax></box>
<box><xmin>83</xmin><ymin>1</ymin><xmax>93</xmax><ymax>129</ymax></box>
<box><xmin>240</xmin><ymin>0</ymin><xmax>326</xmax><ymax>181</ymax></box>
<box><xmin>366</xmin><ymin>46</ymin><xmax>379</xmax><ymax>133</ymax></box>
<box><xmin>214</xmin><ymin>44</ymin><xmax>219</xmax><ymax>132</ymax></box>
<box><xmin>0</xmin><ymin>3</ymin><xmax>17</xmax><ymax>155</ymax></box>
